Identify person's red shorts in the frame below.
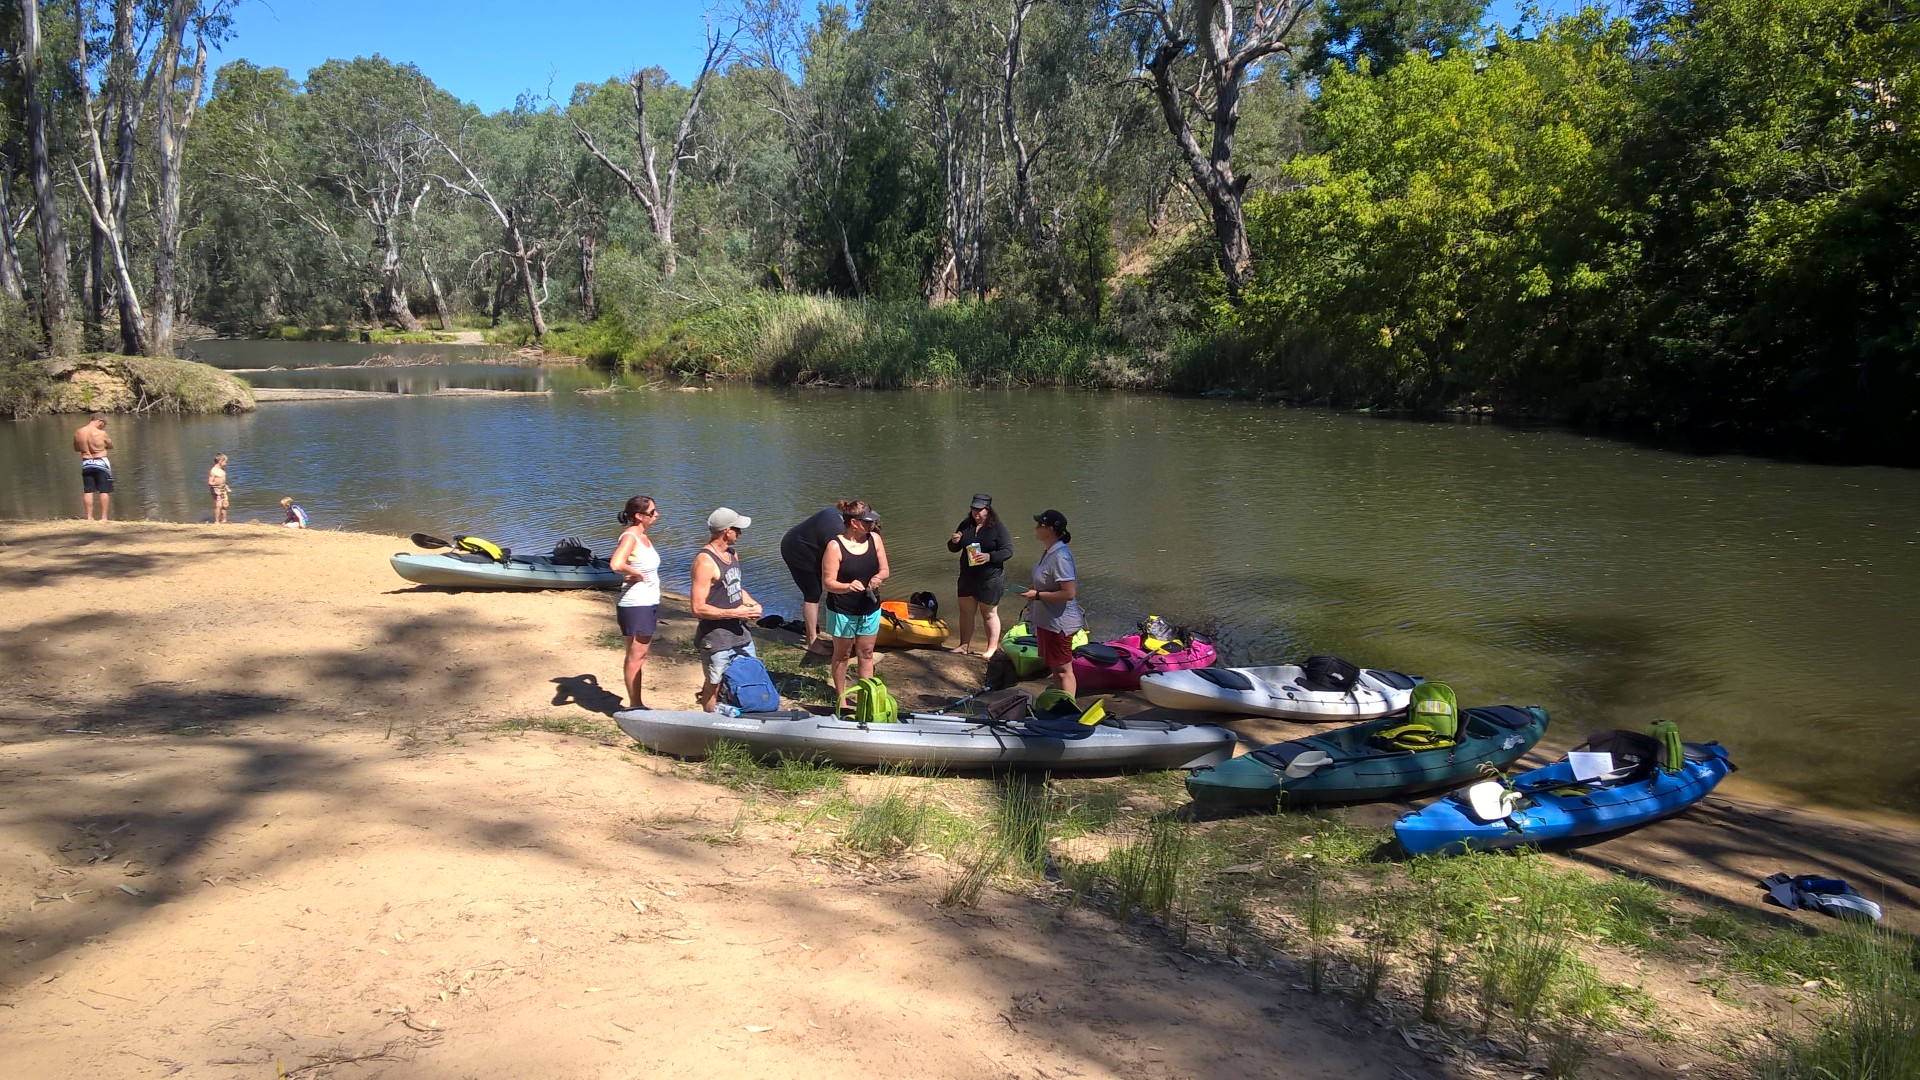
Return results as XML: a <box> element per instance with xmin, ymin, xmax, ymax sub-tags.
<box><xmin>1036</xmin><ymin>627</ymin><xmax>1075</xmax><ymax>668</ymax></box>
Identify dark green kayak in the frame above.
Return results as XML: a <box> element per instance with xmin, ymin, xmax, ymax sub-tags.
<box><xmin>1185</xmin><ymin>704</ymin><xmax>1549</xmax><ymax>810</ymax></box>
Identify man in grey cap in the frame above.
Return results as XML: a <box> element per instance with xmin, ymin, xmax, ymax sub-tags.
<box><xmin>691</xmin><ymin>507</ymin><xmax>765</xmax><ymax>711</ymax></box>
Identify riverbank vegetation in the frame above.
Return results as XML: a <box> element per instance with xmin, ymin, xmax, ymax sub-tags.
<box><xmin>616</xmin><ymin>730</ymin><xmax>1920</xmax><ymax>1077</ymax></box>
<box><xmin>2</xmin><ymin>0</ymin><xmax>1913</xmax><ymax>459</ymax></box>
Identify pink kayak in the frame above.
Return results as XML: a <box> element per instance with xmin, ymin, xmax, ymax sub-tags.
<box><xmin>1071</xmin><ymin>633</ymin><xmax>1218</xmax><ymax>691</ymax></box>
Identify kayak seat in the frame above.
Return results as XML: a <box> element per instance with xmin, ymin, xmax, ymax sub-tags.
<box><xmin>1367</xmin><ymin>669</ymin><xmax>1418</xmax><ymax>691</ymax></box>
<box><xmin>1074</xmin><ymin>642</ymin><xmax>1126</xmax><ymax>665</ymax></box>
<box><xmin>447</xmin><ymin>552</ymin><xmax>497</xmax><ymax>564</ymax></box>
<box><xmin>1297</xmin><ymin>674</ymin><xmax>1350</xmax><ymax>694</ymax></box>
<box><xmin>1193</xmin><ymin>667</ymin><xmax>1256</xmax><ymax>692</ymax></box>
<box><xmin>1248</xmin><ymin>740</ymin><xmax>1314</xmax><ymax>770</ymax></box>
<box><xmin>1464</xmin><ymin>704</ymin><xmax>1537</xmax><ymax>730</ymax></box>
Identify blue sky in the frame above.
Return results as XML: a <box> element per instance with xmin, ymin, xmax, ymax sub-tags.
<box><xmin>214</xmin><ymin>0</ymin><xmax>1546</xmax><ymax>113</ymax></box>
<box><xmin>211</xmin><ymin>0</ymin><xmax>731</xmax><ymax>110</ymax></box>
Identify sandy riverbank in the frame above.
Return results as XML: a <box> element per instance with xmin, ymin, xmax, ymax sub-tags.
<box><xmin>2</xmin><ymin>521</ymin><xmax>1914</xmax><ymax>1079</ymax></box>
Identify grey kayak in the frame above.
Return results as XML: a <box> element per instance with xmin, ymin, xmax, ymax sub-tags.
<box><xmin>389</xmin><ymin>551</ymin><xmax>622</xmax><ymax>590</ymax></box>
<box><xmin>612</xmin><ymin>708</ymin><xmax>1237</xmax><ymax>773</ymax></box>
<box><xmin>1140</xmin><ymin>664</ymin><xmax>1418</xmax><ymax>720</ymax></box>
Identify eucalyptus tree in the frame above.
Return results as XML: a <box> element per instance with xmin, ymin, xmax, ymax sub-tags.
<box><xmin>14</xmin><ymin>0</ymin><xmax>76</xmax><ymax>350</ymax></box>
<box><xmin>297</xmin><ymin>56</ymin><xmax>459</xmax><ymax>329</ymax></box>
<box><xmin>572</xmin><ymin>24</ymin><xmax>734</xmax><ymax>277</ymax></box>
<box><xmin>1121</xmin><ymin>0</ymin><xmax>1314</xmax><ymax>298</ymax></box>
<box><xmin>1307</xmin><ymin>0</ymin><xmax>1486</xmax><ymax>74</ymax></box>
<box><xmin>422</xmin><ymin>101</ymin><xmax>583</xmax><ymax>338</ymax></box>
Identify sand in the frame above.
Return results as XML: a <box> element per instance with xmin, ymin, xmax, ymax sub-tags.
<box><xmin>3</xmin><ymin>520</ymin><xmax>1914</xmax><ymax>1080</ymax></box>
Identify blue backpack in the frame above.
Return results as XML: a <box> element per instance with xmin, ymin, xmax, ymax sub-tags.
<box><xmin>720</xmin><ymin>654</ymin><xmax>781</xmax><ymax>713</ymax></box>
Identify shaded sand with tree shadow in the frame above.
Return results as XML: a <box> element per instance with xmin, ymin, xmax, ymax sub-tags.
<box><xmin>1</xmin><ymin>521</ymin><xmax>1914</xmax><ymax>1079</ymax></box>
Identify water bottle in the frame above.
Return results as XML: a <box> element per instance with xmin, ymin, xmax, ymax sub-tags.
<box><xmin>716</xmin><ymin>704</ymin><xmax>742</xmax><ymax>718</ymax></box>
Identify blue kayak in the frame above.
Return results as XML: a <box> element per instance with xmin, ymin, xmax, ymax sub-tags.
<box><xmin>1394</xmin><ymin>740</ymin><xmax>1734</xmax><ymax>856</ymax></box>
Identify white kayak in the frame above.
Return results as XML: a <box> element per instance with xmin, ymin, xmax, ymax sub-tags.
<box><xmin>389</xmin><ymin>551</ymin><xmax>622</xmax><ymax>590</ymax></box>
<box><xmin>1138</xmin><ymin>665</ymin><xmax>1419</xmax><ymax>721</ymax></box>
<box><xmin>613</xmin><ymin>707</ymin><xmax>1236</xmax><ymax>773</ymax></box>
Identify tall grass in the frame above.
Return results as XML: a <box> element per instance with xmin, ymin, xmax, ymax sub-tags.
<box><xmin>1763</xmin><ymin>922</ymin><xmax>1920</xmax><ymax>1079</ymax></box>
<box><xmin>698</xmin><ymin>740</ymin><xmax>844</xmax><ymax>797</ymax></box>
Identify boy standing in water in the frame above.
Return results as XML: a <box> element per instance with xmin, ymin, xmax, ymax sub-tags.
<box><xmin>73</xmin><ymin>414</ymin><xmax>114</xmax><ymax>520</ymax></box>
<box><xmin>207</xmin><ymin>454</ymin><xmax>230</xmax><ymax>524</ymax></box>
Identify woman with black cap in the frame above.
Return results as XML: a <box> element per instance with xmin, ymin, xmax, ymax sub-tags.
<box><xmin>1018</xmin><ymin>508</ymin><xmax>1083</xmax><ymax>699</ymax></box>
<box><xmin>946</xmin><ymin>493</ymin><xmax>1012</xmax><ymax>657</ymax></box>
<box><xmin>820</xmin><ymin>506</ymin><xmax>890</xmax><ymax>701</ymax></box>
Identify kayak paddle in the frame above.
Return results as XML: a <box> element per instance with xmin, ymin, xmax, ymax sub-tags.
<box><xmin>411</xmin><ymin>532</ymin><xmax>453</xmax><ymax>549</ymax></box>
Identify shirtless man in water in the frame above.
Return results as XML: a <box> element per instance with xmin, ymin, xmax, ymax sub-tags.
<box><xmin>207</xmin><ymin>453</ymin><xmax>230</xmax><ymax>524</ymax></box>
<box><xmin>73</xmin><ymin>414</ymin><xmax>114</xmax><ymax>521</ymax></box>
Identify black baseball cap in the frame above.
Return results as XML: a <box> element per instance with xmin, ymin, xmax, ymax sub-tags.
<box><xmin>1033</xmin><ymin>509</ymin><xmax>1068</xmax><ymax>530</ymax></box>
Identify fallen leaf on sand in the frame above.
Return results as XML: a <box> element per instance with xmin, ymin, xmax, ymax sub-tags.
<box><xmin>118</xmin><ymin>884</ymin><xmax>144</xmax><ymax>896</ymax></box>
<box><xmin>744</xmin><ymin>1025</ymin><xmax>773</xmax><ymax>1033</ymax></box>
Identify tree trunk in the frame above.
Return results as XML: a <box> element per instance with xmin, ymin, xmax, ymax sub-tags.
<box><xmin>506</xmin><ymin>215</ymin><xmax>547</xmax><ymax>339</ymax></box>
<box><xmin>150</xmin><ymin>0</ymin><xmax>205</xmax><ymax>356</ymax></box>
<box><xmin>420</xmin><ymin>256</ymin><xmax>451</xmax><ymax>331</ymax></box>
<box><xmin>376</xmin><ymin>230</ymin><xmax>422</xmax><ymax>331</ymax></box>
<box><xmin>20</xmin><ymin>0</ymin><xmax>76</xmax><ymax>352</ymax></box>
<box><xmin>0</xmin><ymin>158</ymin><xmax>26</xmax><ymax>303</ymax></box>
<box><xmin>578</xmin><ymin>229</ymin><xmax>598</xmax><ymax>320</ymax></box>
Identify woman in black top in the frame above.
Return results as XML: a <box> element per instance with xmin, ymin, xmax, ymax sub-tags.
<box><xmin>820</xmin><ymin>507</ymin><xmax>889</xmax><ymax>701</ymax></box>
<box><xmin>946</xmin><ymin>493</ymin><xmax>1013</xmax><ymax>658</ymax></box>
<box><xmin>781</xmin><ymin>498</ymin><xmax>867</xmax><ymax>654</ymax></box>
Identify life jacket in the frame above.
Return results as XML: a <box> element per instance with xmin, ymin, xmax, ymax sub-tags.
<box><xmin>838</xmin><ymin>675</ymin><xmax>898</xmax><ymax>725</ymax></box>
<box><xmin>1370</xmin><ymin>681</ymin><xmax>1458</xmax><ymax>750</ymax></box>
<box><xmin>454</xmin><ymin>534</ymin><xmax>506</xmax><ymax>562</ymax></box>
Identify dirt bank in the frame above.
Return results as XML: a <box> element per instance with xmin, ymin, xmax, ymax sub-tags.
<box><xmin>1</xmin><ymin>521</ymin><xmax>1913</xmax><ymax>1079</ymax></box>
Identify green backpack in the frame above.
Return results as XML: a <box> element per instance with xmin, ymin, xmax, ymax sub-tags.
<box><xmin>1372</xmin><ymin>681</ymin><xmax>1459</xmax><ymax>751</ymax></box>
<box><xmin>838</xmin><ymin>676</ymin><xmax>899</xmax><ymax>725</ymax></box>
<box><xmin>1648</xmin><ymin>719</ymin><xmax>1684</xmax><ymax>772</ymax></box>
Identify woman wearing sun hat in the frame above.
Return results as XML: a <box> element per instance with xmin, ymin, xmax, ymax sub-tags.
<box><xmin>946</xmin><ymin>493</ymin><xmax>1012</xmax><ymax>658</ymax></box>
<box><xmin>1018</xmin><ymin>508</ymin><xmax>1083</xmax><ymax>699</ymax></box>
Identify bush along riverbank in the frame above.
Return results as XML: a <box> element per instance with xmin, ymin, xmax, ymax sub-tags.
<box><xmin>0</xmin><ymin>354</ymin><xmax>255</xmax><ymax>419</ymax></box>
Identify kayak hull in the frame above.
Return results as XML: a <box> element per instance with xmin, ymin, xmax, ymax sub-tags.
<box><xmin>875</xmin><ymin>599</ymin><xmax>948</xmax><ymax>648</ymax></box>
<box><xmin>1001</xmin><ymin>622</ymin><xmax>1089</xmax><ymax>678</ymax></box>
<box><xmin>390</xmin><ymin>551</ymin><xmax>622</xmax><ymax>590</ymax></box>
<box><xmin>1140</xmin><ymin>664</ymin><xmax>1418</xmax><ymax>720</ymax></box>
<box><xmin>1071</xmin><ymin>633</ymin><xmax>1218</xmax><ymax>692</ymax></box>
<box><xmin>1186</xmin><ymin>705</ymin><xmax>1549</xmax><ymax>810</ymax></box>
<box><xmin>613</xmin><ymin>707</ymin><xmax>1237</xmax><ymax>773</ymax></box>
<box><xmin>1393</xmin><ymin>742</ymin><xmax>1734</xmax><ymax>856</ymax></box>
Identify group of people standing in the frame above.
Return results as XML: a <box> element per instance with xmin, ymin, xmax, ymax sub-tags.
<box><xmin>604</xmin><ymin>492</ymin><xmax>1086</xmax><ymax>713</ymax></box>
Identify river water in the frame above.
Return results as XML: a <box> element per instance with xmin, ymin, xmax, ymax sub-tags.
<box><xmin>5</xmin><ymin>343</ymin><xmax>1918</xmax><ymax>817</ymax></box>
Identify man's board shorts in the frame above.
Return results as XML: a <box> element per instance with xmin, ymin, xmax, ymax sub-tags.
<box><xmin>825</xmin><ymin>607</ymin><xmax>882</xmax><ymax>639</ymax></box>
<box><xmin>702</xmin><ymin>640</ymin><xmax>758</xmax><ymax>685</ymax></box>
<box><xmin>81</xmin><ymin>459</ymin><xmax>113</xmax><ymax>493</ymax></box>
<box><xmin>957</xmin><ymin>567</ymin><xmax>1007</xmax><ymax>605</ymax></box>
<box><xmin>617</xmin><ymin>604</ymin><xmax>660</xmax><ymax>639</ymax></box>
<box><xmin>1037</xmin><ymin>627</ymin><xmax>1076</xmax><ymax>668</ymax></box>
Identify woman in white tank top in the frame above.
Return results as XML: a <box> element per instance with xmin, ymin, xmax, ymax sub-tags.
<box><xmin>611</xmin><ymin>495</ymin><xmax>663</xmax><ymax>708</ymax></box>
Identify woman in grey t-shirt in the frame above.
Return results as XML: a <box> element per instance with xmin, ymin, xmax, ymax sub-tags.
<box><xmin>1017</xmin><ymin>508</ymin><xmax>1083</xmax><ymax>699</ymax></box>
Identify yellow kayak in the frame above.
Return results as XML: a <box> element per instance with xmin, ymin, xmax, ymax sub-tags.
<box><xmin>876</xmin><ymin>600</ymin><xmax>948</xmax><ymax>648</ymax></box>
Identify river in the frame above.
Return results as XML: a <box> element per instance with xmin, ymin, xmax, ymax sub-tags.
<box><xmin>5</xmin><ymin>342</ymin><xmax>1917</xmax><ymax>817</ymax></box>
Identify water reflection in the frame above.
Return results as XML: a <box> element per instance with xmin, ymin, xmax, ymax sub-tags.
<box><xmin>4</xmin><ymin>342</ymin><xmax>1919</xmax><ymax>816</ymax></box>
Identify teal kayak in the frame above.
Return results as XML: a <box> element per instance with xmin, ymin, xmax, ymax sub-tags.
<box><xmin>1186</xmin><ymin>704</ymin><xmax>1549</xmax><ymax>810</ymax></box>
<box><xmin>389</xmin><ymin>551</ymin><xmax>621</xmax><ymax>590</ymax></box>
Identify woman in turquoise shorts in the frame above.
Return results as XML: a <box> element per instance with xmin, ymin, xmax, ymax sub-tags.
<box><xmin>819</xmin><ymin>507</ymin><xmax>889</xmax><ymax>702</ymax></box>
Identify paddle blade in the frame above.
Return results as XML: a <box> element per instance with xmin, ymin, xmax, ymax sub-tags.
<box><xmin>411</xmin><ymin>532</ymin><xmax>452</xmax><ymax>549</ymax></box>
<box><xmin>1076</xmin><ymin>697</ymin><xmax>1107</xmax><ymax>726</ymax></box>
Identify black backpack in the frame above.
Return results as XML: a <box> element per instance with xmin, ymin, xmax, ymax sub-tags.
<box><xmin>551</xmin><ymin>537</ymin><xmax>593</xmax><ymax>566</ymax></box>
<box><xmin>1302</xmin><ymin>654</ymin><xmax>1362</xmax><ymax>693</ymax></box>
